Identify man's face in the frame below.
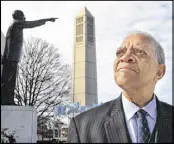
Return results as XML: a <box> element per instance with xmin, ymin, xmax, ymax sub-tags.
<box><xmin>17</xmin><ymin>13</ymin><xmax>26</xmax><ymax>21</ymax></box>
<box><xmin>19</xmin><ymin>14</ymin><xmax>26</xmax><ymax>21</ymax></box>
<box><xmin>114</xmin><ymin>34</ymin><xmax>163</xmax><ymax>89</ymax></box>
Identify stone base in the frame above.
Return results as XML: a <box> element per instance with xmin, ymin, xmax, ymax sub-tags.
<box><xmin>1</xmin><ymin>106</ymin><xmax>37</xmax><ymax>143</ymax></box>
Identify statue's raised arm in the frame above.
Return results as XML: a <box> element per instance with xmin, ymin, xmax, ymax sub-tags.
<box><xmin>3</xmin><ymin>10</ymin><xmax>58</xmax><ymax>63</ymax></box>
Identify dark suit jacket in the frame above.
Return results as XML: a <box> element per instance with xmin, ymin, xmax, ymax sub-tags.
<box><xmin>67</xmin><ymin>95</ymin><xmax>173</xmax><ymax>143</ymax></box>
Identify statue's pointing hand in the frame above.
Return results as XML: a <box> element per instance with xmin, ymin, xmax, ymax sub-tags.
<box><xmin>49</xmin><ymin>18</ymin><xmax>58</xmax><ymax>22</ymax></box>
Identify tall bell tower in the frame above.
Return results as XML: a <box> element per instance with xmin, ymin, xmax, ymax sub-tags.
<box><xmin>72</xmin><ymin>7</ymin><xmax>98</xmax><ymax>106</ymax></box>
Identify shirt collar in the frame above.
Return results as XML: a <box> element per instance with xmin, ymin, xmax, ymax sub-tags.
<box><xmin>122</xmin><ymin>93</ymin><xmax>157</xmax><ymax>121</ymax></box>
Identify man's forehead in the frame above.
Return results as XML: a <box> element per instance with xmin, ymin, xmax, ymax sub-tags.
<box><xmin>121</xmin><ymin>34</ymin><xmax>151</xmax><ymax>47</ymax></box>
<box><xmin>118</xmin><ymin>34</ymin><xmax>156</xmax><ymax>57</ymax></box>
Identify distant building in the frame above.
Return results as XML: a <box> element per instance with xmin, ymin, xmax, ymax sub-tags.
<box><xmin>37</xmin><ymin>124</ymin><xmax>68</xmax><ymax>143</ymax></box>
<box><xmin>72</xmin><ymin>7</ymin><xmax>98</xmax><ymax>106</ymax></box>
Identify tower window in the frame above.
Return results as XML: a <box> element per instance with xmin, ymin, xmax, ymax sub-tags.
<box><xmin>76</xmin><ymin>24</ymin><xmax>83</xmax><ymax>36</ymax></box>
<box><xmin>76</xmin><ymin>17</ymin><xmax>83</xmax><ymax>24</ymax></box>
<box><xmin>87</xmin><ymin>36</ymin><xmax>93</xmax><ymax>43</ymax></box>
<box><xmin>87</xmin><ymin>24</ymin><xmax>93</xmax><ymax>36</ymax></box>
<box><xmin>76</xmin><ymin>36</ymin><xmax>83</xmax><ymax>43</ymax></box>
<box><xmin>87</xmin><ymin>17</ymin><xmax>93</xmax><ymax>25</ymax></box>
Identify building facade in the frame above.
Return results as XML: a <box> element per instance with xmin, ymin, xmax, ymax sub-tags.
<box><xmin>72</xmin><ymin>7</ymin><xmax>98</xmax><ymax>106</ymax></box>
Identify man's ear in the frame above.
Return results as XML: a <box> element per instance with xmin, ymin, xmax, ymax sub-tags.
<box><xmin>156</xmin><ymin>64</ymin><xmax>166</xmax><ymax>80</ymax></box>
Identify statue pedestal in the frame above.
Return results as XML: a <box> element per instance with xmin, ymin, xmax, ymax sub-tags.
<box><xmin>1</xmin><ymin>106</ymin><xmax>37</xmax><ymax>143</ymax></box>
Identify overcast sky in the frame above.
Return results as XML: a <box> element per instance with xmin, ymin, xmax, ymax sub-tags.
<box><xmin>1</xmin><ymin>1</ymin><xmax>172</xmax><ymax>105</ymax></box>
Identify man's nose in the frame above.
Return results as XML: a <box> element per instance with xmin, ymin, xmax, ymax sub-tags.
<box><xmin>120</xmin><ymin>51</ymin><xmax>135</xmax><ymax>63</ymax></box>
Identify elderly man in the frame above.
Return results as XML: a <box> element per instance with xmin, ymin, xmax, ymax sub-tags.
<box><xmin>67</xmin><ymin>31</ymin><xmax>173</xmax><ymax>143</ymax></box>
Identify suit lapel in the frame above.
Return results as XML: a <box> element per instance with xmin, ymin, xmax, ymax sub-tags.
<box><xmin>154</xmin><ymin>98</ymin><xmax>173</xmax><ymax>143</ymax></box>
<box><xmin>157</xmin><ymin>115</ymin><xmax>172</xmax><ymax>143</ymax></box>
<box><xmin>104</xmin><ymin>95</ymin><xmax>131</xmax><ymax>143</ymax></box>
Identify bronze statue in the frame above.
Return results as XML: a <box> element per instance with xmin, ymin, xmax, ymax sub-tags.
<box><xmin>1</xmin><ymin>10</ymin><xmax>58</xmax><ymax>105</ymax></box>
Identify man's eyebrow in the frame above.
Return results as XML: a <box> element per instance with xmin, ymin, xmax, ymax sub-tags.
<box><xmin>117</xmin><ymin>43</ymin><xmax>147</xmax><ymax>50</ymax></box>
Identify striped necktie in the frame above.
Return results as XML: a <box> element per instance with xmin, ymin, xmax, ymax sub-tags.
<box><xmin>136</xmin><ymin>109</ymin><xmax>151</xmax><ymax>143</ymax></box>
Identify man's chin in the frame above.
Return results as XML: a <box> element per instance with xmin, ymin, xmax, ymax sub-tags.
<box><xmin>115</xmin><ymin>78</ymin><xmax>137</xmax><ymax>87</ymax></box>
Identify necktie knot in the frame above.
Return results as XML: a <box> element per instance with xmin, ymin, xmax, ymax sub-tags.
<box><xmin>136</xmin><ymin>109</ymin><xmax>147</xmax><ymax>119</ymax></box>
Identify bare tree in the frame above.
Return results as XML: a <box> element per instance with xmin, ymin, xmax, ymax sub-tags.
<box><xmin>14</xmin><ymin>37</ymin><xmax>72</xmax><ymax>123</ymax></box>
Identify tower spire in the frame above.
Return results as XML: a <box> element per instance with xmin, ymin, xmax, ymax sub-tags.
<box><xmin>76</xmin><ymin>6</ymin><xmax>93</xmax><ymax>17</ymax></box>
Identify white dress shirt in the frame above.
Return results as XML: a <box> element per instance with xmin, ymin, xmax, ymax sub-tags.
<box><xmin>122</xmin><ymin>94</ymin><xmax>157</xmax><ymax>143</ymax></box>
